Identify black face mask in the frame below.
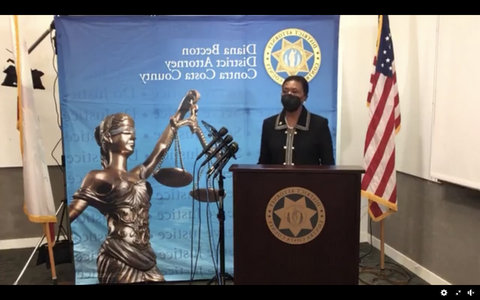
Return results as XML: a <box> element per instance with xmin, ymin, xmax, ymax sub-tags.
<box><xmin>281</xmin><ymin>94</ymin><xmax>302</xmax><ymax>112</ymax></box>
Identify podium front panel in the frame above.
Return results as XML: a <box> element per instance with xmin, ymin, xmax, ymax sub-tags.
<box><xmin>230</xmin><ymin>164</ymin><xmax>363</xmax><ymax>285</ymax></box>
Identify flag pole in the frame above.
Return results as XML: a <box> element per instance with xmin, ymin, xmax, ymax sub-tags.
<box><xmin>43</xmin><ymin>222</ymin><xmax>57</xmax><ymax>284</ymax></box>
<box><xmin>380</xmin><ymin>219</ymin><xmax>385</xmax><ymax>270</ymax></box>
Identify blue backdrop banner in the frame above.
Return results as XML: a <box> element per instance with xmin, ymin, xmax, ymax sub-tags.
<box><xmin>55</xmin><ymin>15</ymin><xmax>339</xmax><ymax>284</ymax></box>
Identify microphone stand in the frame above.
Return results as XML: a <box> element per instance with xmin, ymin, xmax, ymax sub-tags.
<box><xmin>208</xmin><ymin>169</ymin><xmax>233</xmax><ymax>285</ymax></box>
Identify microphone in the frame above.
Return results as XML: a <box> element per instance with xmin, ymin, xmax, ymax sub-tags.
<box><xmin>196</xmin><ymin>127</ymin><xmax>228</xmax><ymax>160</ymax></box>
<box><xmin>201</xmin><ymin>120</ymin><xmax>218</xmax><ymax>136</ymax></box>
<box><xmin>207</xmin><ymin>142</ymin><xmax>239</xmax><ymax>177</ymax></box>
<box><xmin>200</xmin><ymin>135</ymin><xmax>233</xmax><ymax>167</ymax></box>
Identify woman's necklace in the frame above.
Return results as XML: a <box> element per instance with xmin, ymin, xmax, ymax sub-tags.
<box><xmin>285</xmin><ymin>116</ymin><xmax>295</xmax><ymax>129</ymax></box>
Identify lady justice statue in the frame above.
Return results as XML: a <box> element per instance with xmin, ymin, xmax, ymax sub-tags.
<box><xmin>68</xmin><ymin>90</ymin><xmax>205</xmax><ymax>284</ymax></box>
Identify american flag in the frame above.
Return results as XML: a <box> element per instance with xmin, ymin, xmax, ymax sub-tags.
<box><xmin>361</xmin><ymin>15</ymin><xmax>401</xmax><ymax>221</ymax></box>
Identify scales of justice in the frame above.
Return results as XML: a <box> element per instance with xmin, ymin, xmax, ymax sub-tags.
<box><xmin>152</xmin><ymin>89</ymin><xmax>237</xmax><ymax>285</ymax></box>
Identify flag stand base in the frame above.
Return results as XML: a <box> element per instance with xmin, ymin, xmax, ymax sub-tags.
<box><xmin>14</xmin><ymin>199</ymin><xmax>73</xmax><ymax>285</ymax></box>
<box><xmin>359</xmin><ymin>264</ymin><xmax>411</xmax><ymax>285</ymax></box>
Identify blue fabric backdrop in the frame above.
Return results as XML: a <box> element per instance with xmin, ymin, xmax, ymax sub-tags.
<box><xmin>55</xmin><ymin>15</ymin><xmax>339</xmax><ymax>284</ymax></box>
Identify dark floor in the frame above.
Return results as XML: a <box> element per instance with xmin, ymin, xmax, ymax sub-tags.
<box><xmin>358</xmin><ymin>242</ymin><xmax>428</xmax><ymax>285</ymax></box>
<box><xmin>0</xmin><ymin>242</ymin><xmax>428</xmax><ymax>285</ymax></box>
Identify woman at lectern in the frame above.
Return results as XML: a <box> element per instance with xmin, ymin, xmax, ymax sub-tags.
<box><xmin>258</xmin><ymin>75</ymin><xmax>335</xmax><ymax>166</ymax></box>
<box><xmin>68</xmin><ymin>91</ymin><xmax>199</xmax><ymax>284</ymax></box>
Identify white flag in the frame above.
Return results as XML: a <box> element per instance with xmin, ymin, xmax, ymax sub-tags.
<box><xmin>10</xmin><ymin>15</ymin><xmax>57</xmax><ymax>223</ymax></box>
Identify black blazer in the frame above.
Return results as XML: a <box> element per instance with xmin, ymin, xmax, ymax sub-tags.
<box><xmin>258</xmin><ymin>106</ymin><xmax>335</xmax><ymax>165</ymax></box>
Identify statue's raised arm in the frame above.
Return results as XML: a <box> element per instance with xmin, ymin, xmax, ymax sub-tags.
<box><xmin>133</xmin><ymin>89</ymin><xmax>201</xmax><ymax>179</ymax></box>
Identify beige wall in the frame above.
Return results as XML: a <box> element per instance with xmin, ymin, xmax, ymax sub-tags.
<box><xmin>0</xmin><ymin>15</ymin><xmax>61</xmax><ymax>167</ymax></box>
<box><xmin>338</xmin><ymin>15</ymin><xmax>439</xmax><ymax>180</ymax></box>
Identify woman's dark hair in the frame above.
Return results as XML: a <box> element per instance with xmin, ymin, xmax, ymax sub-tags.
<box><xmin>282</xmin><ymin>75</ymin><xmax>309</xmax><ymax>97</ymax></box>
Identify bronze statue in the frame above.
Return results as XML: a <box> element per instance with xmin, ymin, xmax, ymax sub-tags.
<box><xmin>68</xmin><ymin>90</ymin><xmax>204</xmax><ymax>284</ymax></box>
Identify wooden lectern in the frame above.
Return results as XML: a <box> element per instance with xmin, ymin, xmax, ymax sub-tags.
<box><xmin>229</xmin><ymin>164</ymin><xmax>364</xmax><ymax>285</ymax></box>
